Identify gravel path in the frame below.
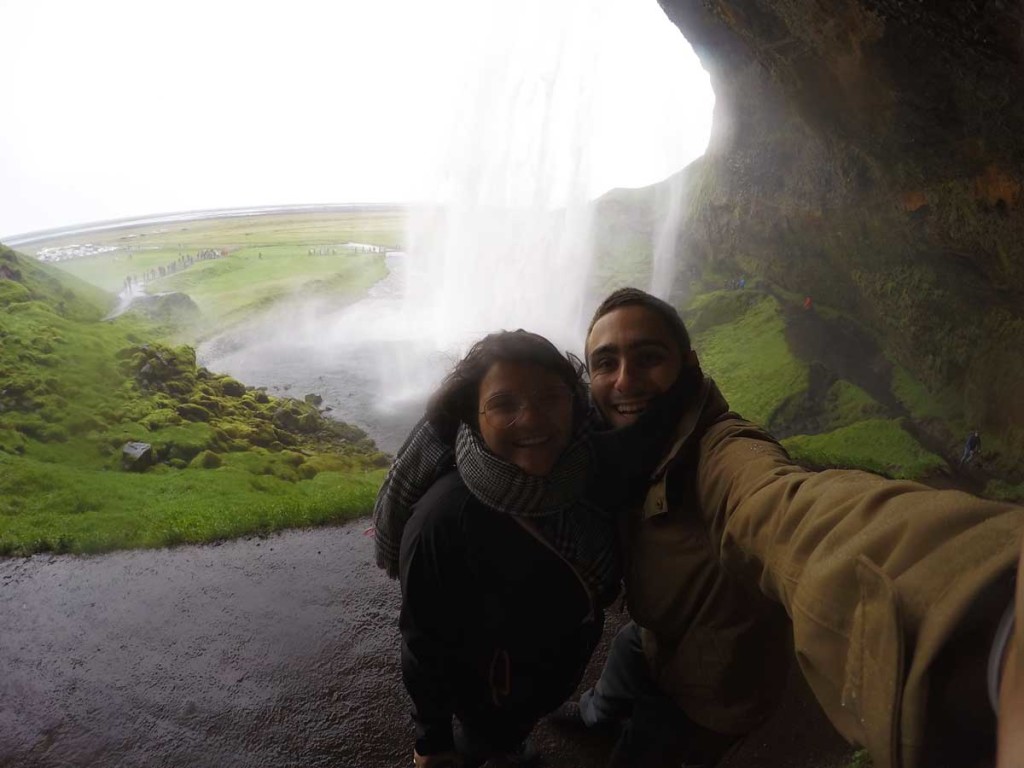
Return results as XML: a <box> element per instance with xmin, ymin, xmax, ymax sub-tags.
<box><xmin>0</xmin><ymin>518</ymin><xmax>853</xmax><ymax>768</ymax></box>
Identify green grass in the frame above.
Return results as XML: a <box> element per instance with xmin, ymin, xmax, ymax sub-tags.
<box><xmin>150</xmin><ymin>246</ymin><xmax>386</xmax><ymax>329</ymax></box>
<box><xmin>692</xmin><ymin>294</ymin><xmax>809</xmax><ymax>426</ymax></box>
<box><xmin>822</xmin><ymin>380</ymin><xmax>889</xmax><ymax>431</ymax></box>
<box><xmin>24</xmin><ymin>210</ymin><xmax>400</xmax><ymax>336</ymax></box>
<box><xmin>0</xmin><ymin>244</ymin><xmax>389</xmax><ymax>556</ymax></box>
<box><xmin>782</xmin><ymin>419</ymin><xmax>945</xmax><ymax>479</ymax></box>
<box><xmin>0</xmin><ymin>452</ymin><xmax>383</xmax><ymax>555</ymax></box>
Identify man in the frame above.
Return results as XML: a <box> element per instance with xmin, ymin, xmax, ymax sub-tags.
<box><xmin>564</xmin><ymin>287</ymin><xmax>1023</xmax><ymax>768</ymax></box>
<box><xmin>962</xmin><ymin>430</ymin><xmax>983</xmax><ymax>468</ymax></box>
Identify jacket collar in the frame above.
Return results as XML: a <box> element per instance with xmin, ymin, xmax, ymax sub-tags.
<box><xmin>642</xmin><ymin>376</ymin><xmax>730</xmax><ymax>520</ymax></box>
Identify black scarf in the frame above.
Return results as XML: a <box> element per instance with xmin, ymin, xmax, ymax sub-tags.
<box><xmin>589</xmin><ymin>362</ymin><xmax>703</xmax><ymax>503</ymax></box>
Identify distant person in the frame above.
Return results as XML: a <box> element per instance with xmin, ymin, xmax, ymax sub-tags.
<box><xmin>961</xmin><ymin>429</ymin><xmax>982</xmax><ymax>468</ymax></box>
<box><xmin>374</xmin><ymin>330</ymin><xmax>620</xmax><ymax>768</ymax></box>
<box><xmin>803</xmin><ymin>295</ymin><xmax>813</xmax><ymax>310</ymax></box>
<box><xmin>738</xmin><ymin>275</ymin><xmax>746</xmax><ymax>289</ymax></box>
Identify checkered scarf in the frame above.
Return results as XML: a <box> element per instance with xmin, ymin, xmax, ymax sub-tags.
<box><xmin>372</xmin><ymin>418</ymin><xmax>455</xmax><ymax>578</ymax></box>
<box><xmin>372</xmin><ymin>418</ymin><xmax>619</xmax><ymax>606</ymax></box>
<box><xmin>455</xmin><ymin>423</ymin><xmax>619</xmax><ymax>606</ymax></box>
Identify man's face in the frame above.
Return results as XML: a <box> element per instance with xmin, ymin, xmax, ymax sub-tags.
<box><xmin>586</xmin><ymin>305</ymin><xmax>684</xmax><ymax>428</ymax></box>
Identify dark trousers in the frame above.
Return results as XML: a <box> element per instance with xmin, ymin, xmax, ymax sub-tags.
<box><xmin>579</xmin><ymin>621</ymin><xmax>738</xmax><ymax>767</ymax></box>
<box><xmin>454</xmin><ymin>713</ymin><xmax>535</xmax><ymax>768</ymax></box>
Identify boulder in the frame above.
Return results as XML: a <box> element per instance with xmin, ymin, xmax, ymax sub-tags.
<box><xmin>122</xmin><ymin>441</ymin><xmax>154</xmax><ymax>471</ymax></box>
<box><xmin>219</xmin><ymin>378</ymin><xmax>247</xmax><ymax>397</ymax></box>
<box><xmin>189</xmin><ymin>450</ymin><xmax>223</xmax><ymax>469</ymax></box>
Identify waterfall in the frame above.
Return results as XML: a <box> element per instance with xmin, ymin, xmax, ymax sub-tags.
<box><xmin>200</xmin><ymin>0</ymin><xmax>714</xmax><ymax>451</ymax></box>
<box><xmin>400</xmin><ymin>0</ymin><xmax>600</xmax><ymax>355</ymax></box>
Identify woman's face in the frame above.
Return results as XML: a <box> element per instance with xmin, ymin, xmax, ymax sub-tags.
<box><xmin>477</xmin><ymin>360</ymin><xmax>574</xmax><ymax>476</ymax></box>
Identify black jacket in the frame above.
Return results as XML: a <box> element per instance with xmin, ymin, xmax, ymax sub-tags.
<box><xmin>399</xmin><ymin>471</ymin><xmax>604</xmax><ymax>754</ymax></box>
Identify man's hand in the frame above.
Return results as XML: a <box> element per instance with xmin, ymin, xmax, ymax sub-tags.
<box><xmin>412</xmin><ymin>749</ymin><xmax>462</xmax><ymax>768</ymax></box>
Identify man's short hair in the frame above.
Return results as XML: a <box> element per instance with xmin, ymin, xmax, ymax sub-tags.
<box><xmin>586</xmin><ymin>287</ymin><xmax>691</xmax><ymax>357</ymax></box>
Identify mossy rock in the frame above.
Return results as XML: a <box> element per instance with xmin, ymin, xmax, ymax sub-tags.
<box><xmin>296</xmin><ymin>463</ymin><xmax>319</xmax><ymax>480</ymax></box>
<box><xmin>0</xmin><ymin>428</ymin><xmax>27</xmax><ymax>454</ymax></box>
<box><xmin>120</xmin><ymin>343</ymin><xmax>199</xmax><ymax>396</ymax></box>
<box><xmin>249</xmin><ymin>423</ymin><xmax>279</xmax><ymax>448</ymax></box>
<box><xmin>189</xmin><ymin>450</ymin><xmax>223</xmax><ymax>469</ymax></box>
<box><xmin>123</xmin><ymin>291</ymin><xmax>199</xmax><ymax>326</ymax></box>
<box><xmin>189</xmin><ymin>395</ymin><xmax>224</xmax><ymax>416</ymax></box>
<box><xmin>326</xmin><ymin>420</ymin><xmax>369</xmax><ymax>443</ymax></box>
<box><xmin>216</xmin><ymin>419</ymin><xmax>255</xmax><ymax>441</ymax></box>
<box><xmin>214</xmin><ymin>377</ymin><xmax>247</xmax><ymax>397</ymax></box>
<box><xmin>151</xmin><ymin>423</ymin><xmax>217</xmax><ymax>463</ymax></box>
<box><xmin>272</xmin><ymin>400</ymin><xmax>320</xmax><ymax>433</ymax></box>
<box><xmin>140</xmin><ymin>408</ymin><xmax>183</xmax><ymax>431</ymax></box>
<box><xmin>297</xmin><ymin>412</ymin><xmax>320</xmax><ymax>433</ymax></box>
<box><xmin>280</xmin><ymin>450</ymin><xmax>307</xmax><ymax>467</ymax></box>
<box><xmin>176</xmin><ymin>402</ymin><xmax>214</xmax><ymax>423</ymax></box>
<box><xmin>273</xmin><ymin>429</ymin><xmax>297</xmax><ymax>446</ymax></box>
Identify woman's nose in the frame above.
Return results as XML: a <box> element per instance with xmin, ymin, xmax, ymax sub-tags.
<box><xmin>516</xmin><ymin>400</ymin><xmax>546</xmax><ymax>427</ymax></box>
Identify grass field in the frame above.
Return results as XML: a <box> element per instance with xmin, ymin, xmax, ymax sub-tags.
<box><xmin>0</xmin><ymin>450</ymin><xmax>385</xmax><ymax>556</ymax></box>
<box><xmin>151</xmin><ymin>247</ymin><xmax>387</xmax><ymax>331</ymax></box>
<box><xmin>1</xmin><ymin>210</ymin><xmax>400</xmax><ymax>556</ymax></box>
<box><xmin>21</xmin><ymin>207</ymin><xmax>404</xmax><ymax>296</ymax></box>
<box><xmin>782</xmin><ymin>418</ymin><xmax>945</xmax><ymax>479</ymax></box>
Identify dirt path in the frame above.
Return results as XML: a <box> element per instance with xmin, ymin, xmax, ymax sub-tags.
<box><xmin>0</xmin><ymin>519</ymin><xmax>855</xmax><ymax>768</ymax></box>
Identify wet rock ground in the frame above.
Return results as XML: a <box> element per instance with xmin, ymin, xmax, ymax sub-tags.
<box><xmin>0</xmin><ymin>518</ymin><xmax>854</xmax><ymax>768</ymax></box>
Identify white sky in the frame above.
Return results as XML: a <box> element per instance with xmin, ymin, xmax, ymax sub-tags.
<box><xmin>0</xmin><ymin>0</ymin><xmax>714</xmax><ymax>239</ymax></box>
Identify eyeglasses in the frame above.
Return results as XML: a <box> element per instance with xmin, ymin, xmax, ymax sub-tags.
<box><xmin>479</xmin><ymin>387</ymin><xmax>573</xmax><ymax>429</ymax></box>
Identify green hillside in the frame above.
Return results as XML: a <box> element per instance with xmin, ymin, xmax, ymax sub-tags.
<box><xmin>0</xmin><ymin>245</ymin><xmax>386</xmax><ymax>556</ymax></box>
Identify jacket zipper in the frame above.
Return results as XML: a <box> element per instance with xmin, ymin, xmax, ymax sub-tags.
<box><xmin>511</xmin><ymin>517</ymin><xmax>595</xmax><ymax>623</ymax></box>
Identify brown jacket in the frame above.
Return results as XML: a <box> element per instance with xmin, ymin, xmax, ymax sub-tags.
<box><xmin>626</xmin><ymin>377</ymin><xmax>1024</xmax><ymax>768</ymax></box>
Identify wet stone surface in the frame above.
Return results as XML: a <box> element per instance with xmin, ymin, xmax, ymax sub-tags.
<box><xmin>0</xmin><ymin>522</ymin><xmax>411</xmax><ymax>768</ymax></box>
<box><xmin>0</xmin><ymin>519</ymin><xmax>852</xmax><ymax>768</ymax></box>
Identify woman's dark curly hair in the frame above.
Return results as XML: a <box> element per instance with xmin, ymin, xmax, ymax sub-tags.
<box><xmin>425</xmin><ymin>329</ymin><xmax>588</xmax><ymax>441</ymax></box>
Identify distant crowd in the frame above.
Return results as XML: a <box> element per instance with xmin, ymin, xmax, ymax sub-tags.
<box><xmin>123</xmin><ymin>249</ymin><xmax>223</xmax><ymax>291</ymax></box>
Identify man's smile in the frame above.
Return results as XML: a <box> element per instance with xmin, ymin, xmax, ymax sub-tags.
<box><xmin>611</xmin><ymin>398</ymin><xmax>652</xmax><ymax>417</ymax></box>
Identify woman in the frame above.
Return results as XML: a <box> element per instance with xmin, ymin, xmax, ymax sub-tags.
<box><xmin>374</xmin><ymin>330</ymin><xmax>620</xmax><ymax>768</ymax></box>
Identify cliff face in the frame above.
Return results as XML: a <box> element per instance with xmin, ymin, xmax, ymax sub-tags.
<box><xmin>658</xmin><ymin>0</ymin><xmax>1024</xmax><ymax>467</ymax></box>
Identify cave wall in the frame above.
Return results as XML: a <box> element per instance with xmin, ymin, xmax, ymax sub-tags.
<box><xmin>659</xmin><ymin>0</ymin><xmax>1024</xmax><ymax>466</ymax></box>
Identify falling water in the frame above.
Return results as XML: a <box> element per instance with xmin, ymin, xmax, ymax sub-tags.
<box><xmin>398</xmin><ymin>0</ymin><xmax>600</xmax><ymax>354</ymax></box>
<box><xmin>199</xmin><ymin>0</ymin><xmax>713</xmax><ymax>452</ymax></box>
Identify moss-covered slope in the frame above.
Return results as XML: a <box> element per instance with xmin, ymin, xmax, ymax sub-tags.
<box><xmin>0</xmin><ymin>245</ymin><xmax>386</xmax><ymax>556</ymax></box>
